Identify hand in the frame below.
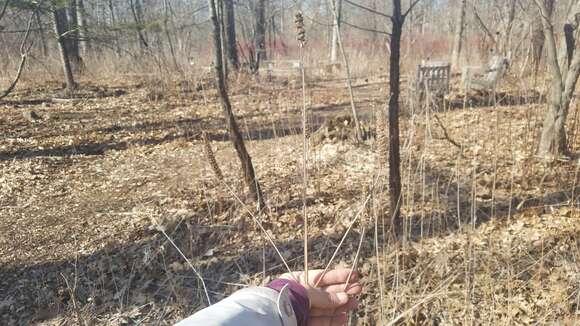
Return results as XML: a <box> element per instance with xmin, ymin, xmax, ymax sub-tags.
<box><xmin>281</xmin><ymin>269</ymin><xmax>363</xmax><ymax>326</ymax></box>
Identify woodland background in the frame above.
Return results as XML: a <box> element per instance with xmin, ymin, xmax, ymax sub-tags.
<box><xmin>0</xmin><ymin>0</ymin><xmax>579</xmax><ymax>325</ymax></box>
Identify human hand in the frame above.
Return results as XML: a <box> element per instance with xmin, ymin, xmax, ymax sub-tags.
<box><xmin>280</xmin><ymin>269</ymin><xmax>363</xmax><ymax>326</ymax></box>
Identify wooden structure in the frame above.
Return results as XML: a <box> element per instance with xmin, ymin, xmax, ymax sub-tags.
<box><xmin>461</xmin><ymin>56</ymin><xmax>509</xmax><ymax>93</ymax></box>
<box><xmin>261</xmin><ymin>60</ymin><xmax>301</xmax><ymax>78</ymax></box>
<box><xmin>410</xmin><ymin>61</ymin><xmax>451</xmax><ymax>113</ymax></box>
<box><xmin>416</xmin><ymin>61</ymin><xmax>451</xmax><ymax>95</ymax></box>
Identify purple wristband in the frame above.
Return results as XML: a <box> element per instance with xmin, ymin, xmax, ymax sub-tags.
<box><xmin>267</xmin><ymin>279</ymin><xmax>310</xmax><ymax>326</ymax></box>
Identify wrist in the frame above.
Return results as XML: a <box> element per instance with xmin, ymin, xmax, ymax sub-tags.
<box><xmin>267</xmin><ymin>278</ymin><xmax>310</xmax><ymax>326</ymax></box>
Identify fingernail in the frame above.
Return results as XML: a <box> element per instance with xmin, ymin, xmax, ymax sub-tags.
<box><xmin>337</xmin><ymin>292</ymin><xmax>349</xmax><ymax>303</ymax></box>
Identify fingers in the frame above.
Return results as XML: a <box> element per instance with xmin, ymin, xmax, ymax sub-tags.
<box><xmin>311</xmin><ymin>297</ymin><xmax>359</xmax><ymax>317</ymax></box>
<box><xmin>312</xmin><ymin>269</ymin><xmax>358</xmax><ymax>287</ymax></box>
<box><xmin>308</xmin><ymin>313</ymin><xmax>348</xmax><ymax>326</ymax></box>
<box><xmin>323</xmin><ymin>282</ymin><xmax>363</xmax><ymax>296</ymax></box>
<box><xmin>308</xmin><ymin>288</ymin><xmax>350</xmax><ymax>309</ymax></box>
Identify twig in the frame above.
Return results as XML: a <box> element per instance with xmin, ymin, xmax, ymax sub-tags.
<box><xmin>159</xmin><ymin>229</ymin><xmax>212</xmax><ymax>305</ymax></box>
<box><xmin>328</xmin><ymin>0</ymin><xmax>364</xmax><ymax>142</ymax></box>
<box><xmin>219</xmin><ymin>176</ymin><xmax>294</xmax><ymax>277</ymax></box>
<box><xmin>344</xmin><ymin>225</ymin><xmax>366</xmax><ymax>290</ymax></box>
<box><xmin>433</xmin><ymin>114</ymin><xmax>462</xmax><ymax>149</ymax></box>
<box><xmin>0</xmin><ymin>2</ymin><xmax>37</xmax><ymax>100</ymax></box>
<box><xmin>314</xmin><ymin>192</ymin><xmax>373</xmax><ymax>287</ymax></box>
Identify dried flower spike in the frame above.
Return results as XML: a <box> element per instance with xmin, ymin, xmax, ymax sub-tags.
<box><xmin>295</xmin><ymin>12</ymin><xmax>306</xmax><ymax>47</ymax></box>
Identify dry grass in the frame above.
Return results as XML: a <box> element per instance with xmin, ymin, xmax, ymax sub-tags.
<box><xmin>0</xmin><ymin>66</ymin><xmax>579</xmax><ymax>325</ymax></box>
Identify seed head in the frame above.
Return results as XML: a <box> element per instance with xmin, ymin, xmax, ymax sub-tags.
<box><xmin>295</xmin><ymin>12</ymin><xmax>306</xmax><ymax>47</ymax></box>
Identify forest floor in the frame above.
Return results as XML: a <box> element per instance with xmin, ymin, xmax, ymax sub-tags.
<box><xmin>0</xmin><ymin>72</ymin><xmax>579</xmax><ymax>325</ymax></box>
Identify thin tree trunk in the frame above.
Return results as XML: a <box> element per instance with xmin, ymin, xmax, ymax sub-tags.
<box><xmin>451</xmin><ymin>0</ymin><xmax>466</xmax><ymax>70</ymax></box>
<box><xmin>163</xmin><ymin>0</ymin><xmax>179</xmax><ymax>71</ymax></box>
<box><xmin>67</xmin><ymin>0</ymin><xmax>81</xmax><ymax>66</ymax></box>
<box><xmin>254</xmin><ymin>0</ymin><xmax>266</xmax><ymax>70</ymax></box>
<box><xmin>328</xmin><ymin>0</ymin><xmax>363</xmax><ymax>141</ymax></box>
<box><xmin>500</xmin><ymin>0</ymin><xmax>517</xmax><ymax>57</ymax></box>
<box><xmin>130</xmin><ymin>0</ymin><xmax>149</xmax><ymax>51</ymax></box>
<box><xmin>388</xmin><ymin>0</ymin><xmax>404</xmax><ymax>223</ymax></box>
<box><xmin>77</xmin><ymin>0</ymin><xmax>91</xmax><ymax>57</ymax></box>
<box><xmin>218</xmin><ymin>0</ymin><xmax>228</xmax><ymax>80</ymax></box>
<box><xmin>35</xmin><ymin>11</ymin><xmax>48</xmax><ymax>57</ymax></box>
<box><xmin>53</xmin><ymin>7</ymin><xmax>76</xmax><ymax>94</ymax></box>
<box><xmin>108</xmin><ymin>0</ymin><xmax>121</xmax><ymax>57</ymax></box>
<box><xmin>224</xmin><ymin>0</ymin><xmax>240</xmax><ymax>70</ymax></box>
<box><xmin>207</xmin><ymin>0</ymin><xmax>265</xmax><ymax>209</ymax></box>
<box><xmin>330</xmin><ymin>0</ymin><xmax>342</xmax><ymax>63</ymax></box>
<box><xmin>536</xmin><ymin>0</ymin><xmax>580</xmax><ymax>157</ymax></box>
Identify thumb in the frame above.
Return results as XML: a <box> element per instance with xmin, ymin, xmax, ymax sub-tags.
<box><xmin>309</xmin><ymin>289</ymin><xmax>349</xmax><ymax>309</ymax></box>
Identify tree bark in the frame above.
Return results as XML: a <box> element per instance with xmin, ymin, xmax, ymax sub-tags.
<box><xmin>67</xmin><ymin>0</ymin><xmax>81</xmax><ymax>67</ymax></box>
<box><xmin>330</xmin><ymin>0</ymin><xmax>342</xmax><ymax>63</ymax></box>
<box><xmin>450</xmin><ymin>0</ymin><xmax>466</xmax><ymax>70</ymax></box>
<box><xmin>207</xmin><ymin>0</ymin><xmax>265</xmax><ymax>209</ymax></box>
<box><xmin>53</xmin><ymin>7</ymin><xmax>76</xmax><ymax>94</ymax></box>
<box><xmin>254</xmin><ymin>0</ymin><xmax>266</xmax><ymax>70</ymax></box>
<box><xmin>531</xmin><ymin>0</ymin><xmax>554</xmax><ymax>76</ymax></box>
<box><xmin>77</xmin><ymin>0</ymin><xmax>91</xmax><ymax>57</ymax></box>
<box><xmin>35</xmin><ymin>10</ymin><xmax>48</xmax><ymax>56</ymax></box>
<box><xmin>388</xmin><ymin>0</ymin><xmax>404</xmax><ymax>223</ymax></box>
<box><xmin>536</xmin><ymin>0</ymin><xmax>580</xmax><ymax>157</ymax></box>
<box><xmin>224</xmin><ymin>0</ymin><xmax>240</xmax><ymax>70</ymax></box>
<box><xmin>130</xmin><ymin>0</ymin><xmax>149</xmax><ymax>51</ymax></box>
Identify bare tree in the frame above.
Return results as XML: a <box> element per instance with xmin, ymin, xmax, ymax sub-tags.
<box><xmin>451</xmin><ymin>0</ymin><xmax>466</xmax><ymax>70</ymax></box>
<box><xmin>531</xmin><ymin>0</ymin><xmax>554</xmax><ymax>76</ymax></box>
<box><xmin>535</xmin><ymin>0</ymin><xmax>580</xmax><ymax>157</ymax></box>
<box><xmin>0</xmin><ymin>4</ymin><xmax>35</xmax><ymax>100</ymax></box>
<box><xmin>67</xmin><ymin>0</ymin><xmax>82</xmax><ymax>67</ymax></box>
<box><xmin>208</xmin><ymin>0</ymin><xmax>266</xmax><ymax>209</ymax></box>
<box><xmin>224</xmin><ymin>0</ymin><xmax>240</xmax><ymax>70</ymax></box>
<box><xmin>130</xmin><ymin>0</ymin><xmax>149</xmax><ymax>51</ymax></box>
<box><xmin>388</xmin><ymin>0</ymin><xmax>420</xmax><ymax>223</ymax></box>
<box><xmin>77</xmin><ymin>0</ymin><xmax>91</xmax><ymax>56</ymax></box>
<box><xmin>53</xmin><ymin>5</ymin><xmax>76</xmax><ymax>94</ymax></box>
<box><xmin>330</xmin><ymin>0</ymin><xmax>342</xmax><ymax>63</ymax></box>
<box><xmin>254</xmin><ymin>0</ymin><xmax>266</xmax><ymax>70</ymax></box>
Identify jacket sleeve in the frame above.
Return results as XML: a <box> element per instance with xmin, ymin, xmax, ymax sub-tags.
<box><xmin>174</xmin><ymin>285</ymin><xmax>298</xmax><ymax>326</ymax></box>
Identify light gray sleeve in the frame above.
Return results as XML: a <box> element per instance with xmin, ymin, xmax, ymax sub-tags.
<box><xmin>174</xmin><ymin>286</ymin><xmax>298</xmax><ymax>326</ymax></box>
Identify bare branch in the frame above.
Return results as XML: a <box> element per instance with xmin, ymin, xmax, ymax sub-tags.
<box><xmin>403</xmin><ymin>0</ymin><xmax>422</xmax><ymax>19</ymax></box>
<box><xmin>342</xmin><ymin>19</ymin><xmax>391</xmax><ymax>36</ymax></box>
<box><xmin>343</xmin><ymin>0</ymin><xmax>391</xmax><ymax>19</ymax></box>
<box><xmin>472</xmin><ymin>4</ymin><xmax>496</xmax><ymax>43</ymax></box>
<box><xmin>433</xmin><ymin>114</ymin><xmax>462</xmax><ymax>150</ymax></box>
<box><xmin>0</xmin><ymin>1</ymin><xmax>38</xmax><ymax>101</ymax></box>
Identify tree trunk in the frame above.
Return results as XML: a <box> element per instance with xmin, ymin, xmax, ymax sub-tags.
<box><xmin>207</xmin><ymin>0</ymin><xmax>265</xmax><ymax>209</ymax></box>
<box><xmin>130</xmin><ymin>0</ymin><xmax>149</xmax><ymax>51</ymax></box>
<box><xmin>254</xmin><ymin>0</ymin><xmax>266</xmax><ymax>70</ymax></box>
<box><xmin>451</xmin><ymin>0</ymin><xmax>466</xmax><ymax>70</ymax></box>
<box><xmin>77</xmin><ymin>0</ymin><xmax>91</xmax><ymax>57</ymax></box>
<box><xmin>330</xmin><ymin>0</ymin><xmax>342</xmax><ymax>63</ymax></box>
<box><xmin>388</xmin><ymin>0</ymin><xmax>404</xmax><ymax>223</ymax></box>
<box><xmin>500</xmin><ymin>0</ymin><xmax>517</xmax><ymax>57</ymax></box>
<box><xmin>224</xmin><ymin>0</ymin><xmax>240</xmax><ymax>70</ymax></box>
<box><xmin>108</xmin><ymin>0</ymin><xmax>121</xmax><ymax>57</ymax></box>
<box><xmin>163</xmin><ymin>0</ymin><xmax>179</xmax><ymax>71</ymax></box>
<box><xmin>35</xmin><ymin>11</ymin><xmax>48</xmax><ymax>56</ymax></box>
<box><xmin>53</xmin><ymin>7</ymin><xmax>76</xmax><ymax>94</ymax></box>
<box><xmin>67</xmin><ymin>0</ymin><xmax>82</xmax><ymax>67</ymax></box>
<box><xmin>531</xmin><ymin>0</ymin><xmax>554</xmax><ymax>79</ymax></box>
<box><xmin>536</xmin><ymin>0</ymin><xmax>580</xmax><ymax>157</ymax></box>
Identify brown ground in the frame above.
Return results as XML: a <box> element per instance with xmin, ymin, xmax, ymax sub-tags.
<box><xmin>0</xmin><ymin>74</ymin><xmax>578</xmax><ymax>325</ymax></box>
